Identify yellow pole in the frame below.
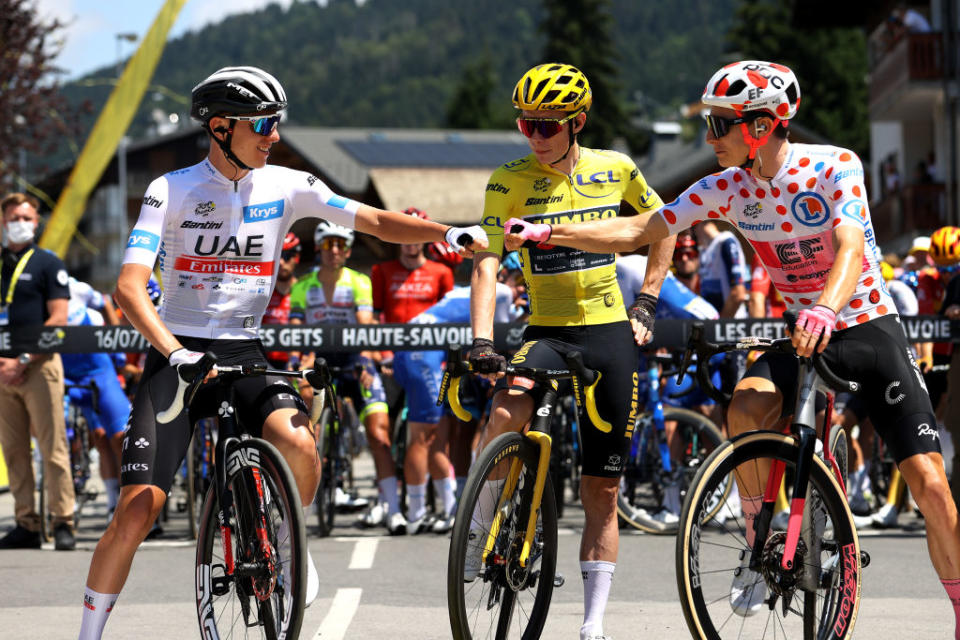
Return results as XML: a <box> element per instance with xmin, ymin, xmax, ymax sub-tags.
<box><xmin>39</xmin><ymin>0</ymin><xmax>189</xmax><ymax>257</ymax></box>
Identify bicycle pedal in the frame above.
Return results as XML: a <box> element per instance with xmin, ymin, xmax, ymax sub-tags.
<box><xmin>860</xmin><ymin>550</ymin><xmax>871</xmax><ymax>568</ymax></box>
<box><xmin>553</xmin><ymin>573</ymin><xmax>565</xmax><ymax>588</ymax></box>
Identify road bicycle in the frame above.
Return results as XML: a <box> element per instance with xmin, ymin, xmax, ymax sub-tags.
<box><xmin>158</xmin><ymin>353</ymin><xmax>335</xmax><ymax>639</ymax></box>
<box><xmin>442</xmin><ymin>345</ymin><xmax>606</xmax><ymax>640</ymax></box>
<box><xmin>675</xmin><ymin>323</ymin><xmax>870</xmax><ymax>639</ymax></box>
<box><xmin>313</xmin><ymin>363</ymin><xmax>365</xmax><ymax>537</ymax></box>
<box><xmin>185</xmin><ymin>418</ymin><xmax>217</xmax><ymax>540</ymax></box>
<box><xmin>37</xmin><ymin>381</ymin><xmax>100</xmax><ymax>541</ymax></box>
<box><xmin>617</xmin><ymin>352</ymin><xmax>726</xmax><ymax>535</ymax></box>
<box><xmin>548</xmin><ymin>393</ymin><xmax>580</xmax><ymax>519</ymax></box>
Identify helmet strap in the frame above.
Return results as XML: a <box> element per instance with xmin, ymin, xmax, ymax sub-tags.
<box><xmin>737</xmin><ymin>113</ymin><xmax>781</xmax><ymax>161</ymax></box>
<box><xmin>208</xmin><ymin>120</ymin><xmax>253</xmax><ymax>173</ymax></box>
<box><xmin>549</xmin><ymin>110</ymin><xmax>583</xmax><ymax>167</ymax></box>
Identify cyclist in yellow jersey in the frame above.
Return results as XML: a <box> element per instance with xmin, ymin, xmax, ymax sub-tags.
<box><xmin>468</xmin><ymin>63</ymin><xmax>676</xmax><ymax>640</ymax></box>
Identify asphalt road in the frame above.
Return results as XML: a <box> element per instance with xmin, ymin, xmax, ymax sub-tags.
<box><xmin>0</xmin><ymin>454</ymin><xmax>952</xmax><ymax>639</ymax></box>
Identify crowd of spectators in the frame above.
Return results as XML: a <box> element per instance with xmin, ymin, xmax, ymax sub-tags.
<box><xmin>6</xmin><ymin>186</ymin><xmax>960</xmax><ymax>543</ymax></box>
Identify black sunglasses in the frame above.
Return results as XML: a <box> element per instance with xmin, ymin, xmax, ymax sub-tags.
<box><xmin>703</xmin><ymin>112</ymin><xmax>761</xmax><ymax>139</ymax></box>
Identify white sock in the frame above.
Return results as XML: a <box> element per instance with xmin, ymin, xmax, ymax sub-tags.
<box><xmin>407</xmin><ymin>483</ymin><xmax>427</xmax><ymax>521</ymax></box>
<box><xmin>378</xmin><ymin>476</ymin><xmax>400</xmax><ymax>515</ymax></box>
<box><xmin>580</xmin><ymin>561</ymin><xmax>615</xmax><ymax>640</ymax></box>
<box><xmin>471</xmin><ymin>479</ymin><xmax>504</xmax><ymax>531</ymax></box>
<box><xmin>435</xmin><ymin>477</ymin><xmax>457</xmax><ymax>516</ymax></box>
<box><xmin>104</xmin><ymin>478</ymin><xmax>120</xmax><ymax>511</ymax></box>
<box><xmin>79</xmin><ymin>587</ymin><xmax>119</xmax><ymax>640</ymax></box>
<box><xmin>455</xmin><ymin>476</ymin><xmax>467</xmax><ymax>501</ymax></box>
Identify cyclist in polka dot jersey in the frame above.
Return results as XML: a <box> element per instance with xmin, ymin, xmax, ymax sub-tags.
<box><xmin>506</xmin><ymin>60</ymin><xmax>960</xmax><ymax>631</ymax></box>
<box><xmin>661</xmin><ymin>143</ymin><xmax>893</xmax><ymax>330</ymax></box>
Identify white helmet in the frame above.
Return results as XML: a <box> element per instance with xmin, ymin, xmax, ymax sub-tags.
<box><xmin>702</xmin><ymin>61</ymin><xmax>801</xmax><ymax>120</ymax></box>
<box><xmin>314</xmin><ymin>220</ymin><xmax>354</xmax><ymax>249</ymax></box>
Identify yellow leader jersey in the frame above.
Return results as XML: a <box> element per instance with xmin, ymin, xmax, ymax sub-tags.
<box><xmin>481</xmin><ymin>148</ymin><xmax>663</xmax><ymax>326</ymax></box>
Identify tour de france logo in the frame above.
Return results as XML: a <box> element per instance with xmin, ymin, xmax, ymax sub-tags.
<box><xmin>790</xmin><ymin>192</ymin><xmax>830</xmax><ymax>227</ymax></box>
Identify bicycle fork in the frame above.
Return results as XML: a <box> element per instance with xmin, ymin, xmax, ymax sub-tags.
<box><xmin>751</xmin><ymin>364</ymin><xmax>820</xmax><ymax>583</ymax></box>
<box><xmin>482</xmin><ymin>388</ymin><xmax>558</xmax><ymax>570</ymax></box>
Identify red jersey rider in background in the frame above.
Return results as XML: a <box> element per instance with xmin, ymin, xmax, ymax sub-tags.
<box><xmin>371</xmin><ymin>208</ymin><xmax>454</xmax><ymax>324</ymax></box>
<box><xmin>262</xmin><ymin>232</ymin><xmax>301</xmax><ymax>369</ymax></box>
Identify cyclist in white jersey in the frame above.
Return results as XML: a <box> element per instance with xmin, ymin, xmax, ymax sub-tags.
<box><xmin>78</xmin><ymin>66</ymin><xmax>488</xmax><ymax>640</ymax></box>
<box><xmin>506</xmin><ymin>60</ymin><xmax>960</xmax><ymax>631</ymax></box>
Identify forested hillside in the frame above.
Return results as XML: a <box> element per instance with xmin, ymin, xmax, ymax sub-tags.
<box><xmin>61</xmin><ymin>0</ymin><xmax>738</xmax><ymax>139</ymax></box>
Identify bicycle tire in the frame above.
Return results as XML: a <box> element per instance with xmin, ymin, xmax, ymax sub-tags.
<box><xmin>448</xmin><ymin>432</ymin><xmax>558</xmax><ymax>640</ymax></box>
<box><xmin>828</xmin><ymin>427</ymin><xmax>848</xmax><ymax>494</ymax></box>
<box><xmin>618</xmin><ymin>408</ymin><xmax>726</xmax><ymax>535</ymax></box>
<box><xmin>196</xmin><ymin>438</ymin><xmax>307</xmax><ymax>640</ymax></box>
<box><xmin>36</xmin><ymin>444</ymin><xmax>49</xmax><ymax>543</ymax></box>
<box><xmin>676</xmin><ymin>431</ymin><xmax>861</xmax><ymax>640</ymax></box>
<box><xmin>315</xmin><ymin>406</ymin><xmax>336</xmax><ymax>537</ymax></box>
<box><xmin>71</xmin><ymin>412</ymin><xmax>92</xmax><ymax>529</ymax></box>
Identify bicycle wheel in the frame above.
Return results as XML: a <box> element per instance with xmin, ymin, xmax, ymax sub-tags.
<box><xmin>828</xmin><ymin>427</ymin><xmax>848</xmax><ymax>494</ymax></box>
<box><xmin>448</xmin><ymin>432</ymin><xmax>558</xmax><ymax>640</ymax></box>
<box><xmin>618</xmin><ymin>408</ymin><xmax>726</xmax><ymax>534</ymax></box>
<box><xmin>186</xmin><ymin>423</ymin><xmax>214</xmax><ymax>540</ymax></box>
<box><xmin>314</xmin><ymin>406</ymin><xmax>336</xmax><ymax>537</ymax></box>
<box><xmin>676</xmin><ymin>431</ymin><xmax>861</xmax><ymax>640</ymax></box>
<box><xmin>196</xmin><ymin>439</ymin><xmax>307</xmax><ymax>640</ymax></box>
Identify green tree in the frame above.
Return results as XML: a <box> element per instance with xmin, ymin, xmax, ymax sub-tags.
<box><xmin>540</xmin><ymin>0</ymin><xmax>647</xmax><ymax>152</ymax></box>
<box><xmin>0</xmin><ymin>0</ymin><xmax>82</xmax><ymax>188</ymax></box>
<box><xmin>445</xmin><ymin>55</ymin><xmax>500</xmax><ymax>129</ymax></box>
<box><xmin>727</xmin><ymin>0</ymin><xmax>868</xmax><ymax>156</ymax></box>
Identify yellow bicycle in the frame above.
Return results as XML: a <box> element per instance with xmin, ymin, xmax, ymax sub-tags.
<box><xmin>441</xmin><ymin>346</ymin><xmax>605</xmax><ymax>640</ymax></box>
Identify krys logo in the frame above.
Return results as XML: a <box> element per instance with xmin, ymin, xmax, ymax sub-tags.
<box><xmin>790</xmin><ymin>192</ymin><xmax>830</xmax><ymax>227</ymax></box>
<box><xmin>572</xmin><ymin>171</ymin><xmax>621</xmax><ymax>199</ymax></box>
<box><xmin>243</xmin><ymin>199</ymin><xmax>284</xmax><ymax>223</ymax></box>
<box><xmin>126</xmin><ymin>230</ymin><xmax>160</xmax><ymax>252</ymax></box>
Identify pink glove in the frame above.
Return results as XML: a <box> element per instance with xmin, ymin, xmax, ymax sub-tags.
<box><xmin>504</xmin><ymin>217</ymin><xmax>553</xmax><ymax>247</ymax></box>
<box><xmin>796</xmin><ymin>305</ymin><xmax>836</xmax><ymax>342</ymax></box>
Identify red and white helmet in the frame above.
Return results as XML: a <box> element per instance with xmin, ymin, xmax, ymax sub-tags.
<box><xmin>426</xmin><ymin>241</ymin><xmax>464</xmax><ymax>268</ymax></box>
<box><xmin>702</xmin><ymin>60</ymin><xmax>801</xmax><ymax>120</ymax></box>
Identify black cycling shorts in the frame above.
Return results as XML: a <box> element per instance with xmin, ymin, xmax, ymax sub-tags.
<box><xmin>745</xmin><ymin>314</ymin><xmax>940</xmax><ymax>463</ymax></box>
<box><xmin>500</xmin><ymin>322</ymin><xmax>638</xmax><ymax>478</ymax></box>
<box><xmin>120</xmin><ymin>337</ymin><xmax>307</xmax><ymax>493</ymax></box>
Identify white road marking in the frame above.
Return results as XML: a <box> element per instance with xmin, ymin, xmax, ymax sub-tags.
<box><xmin>349</xmin><ymin>538</ymin><xmax>379</xmax><ymax>569</ymax></box>
<box><xmin>313</xmin><ymin>587</ymin><xmax>362</xmax><ymax>640</ymax></box>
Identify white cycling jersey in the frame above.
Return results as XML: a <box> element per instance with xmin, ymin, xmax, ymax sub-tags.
<box><xmin>657</xmin><ymin>143</ymin><xmax>894</xmax><ymax>330</ymax></box>
<box><xmin>123</xmin><ymin>159</ymin><xmax>360</xmax><ymax>339</ymax></box>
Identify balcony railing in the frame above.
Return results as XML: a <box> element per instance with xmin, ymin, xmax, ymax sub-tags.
<box><xmin>869</xmin><ymin>32</ymin><xmax>944</xmax><ymax>108</ymax></box>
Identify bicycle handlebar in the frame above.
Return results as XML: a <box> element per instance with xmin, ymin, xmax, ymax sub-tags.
<box><xmin>156</xmin><ymin>352</ymin><xmax>337</xmax><ymax>425</ymax></box>
<box><xmin>677</xmin><ymin>321</ymin><xmax>860</xmax><ymax>405</ymax></box>
<box><xmin>437</xmin><ymin>344</ymin><xmax>607</xmax><ymax>429</ymax></box>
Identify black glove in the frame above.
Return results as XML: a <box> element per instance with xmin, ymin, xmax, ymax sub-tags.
<box><xmin>468</xmin><ymin>337</ymin><xmax>506</xmax><ymax>375</ymax></box>
<box><xmin>627</xmin><ymin>293</ymin><xmax>658</xmax><ymax>336</ymax></box>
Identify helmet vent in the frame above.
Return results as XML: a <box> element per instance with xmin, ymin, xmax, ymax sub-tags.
<box><xmin>785</xmin><ymin>83</ymin><xmax>799</xmax><ymax>105</ymax></box>
<box><xmin>726</xmin><ymin>79</ymin><xmax>746</xmax><ymax>96</ymax></box>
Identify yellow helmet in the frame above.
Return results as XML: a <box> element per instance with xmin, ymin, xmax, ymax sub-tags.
<box><xmin>930</xmin><ymin>226</ymin><xmax>960</xmax><ymax>265</ymax></box>
<box><xmin>880</xmin><ymin>262</ymin><xmax>894</xmax><ymax>281</ymax></box>
<box><xmin>512</xmin><ymin>63</ymin><xmax>592</xmax><ymax>113</ymax></box>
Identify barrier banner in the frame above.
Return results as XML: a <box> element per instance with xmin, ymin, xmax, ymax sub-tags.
<box><xmin>0</xmin><ymin>316</ymin><xmax>956</xmax><ymax>355</ymax></box>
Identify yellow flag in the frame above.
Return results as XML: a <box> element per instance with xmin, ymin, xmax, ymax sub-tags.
<box><xmin>39</xmin><ymin>0</ymin><xmax>188</xmax><ymax>257</ymax></box>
